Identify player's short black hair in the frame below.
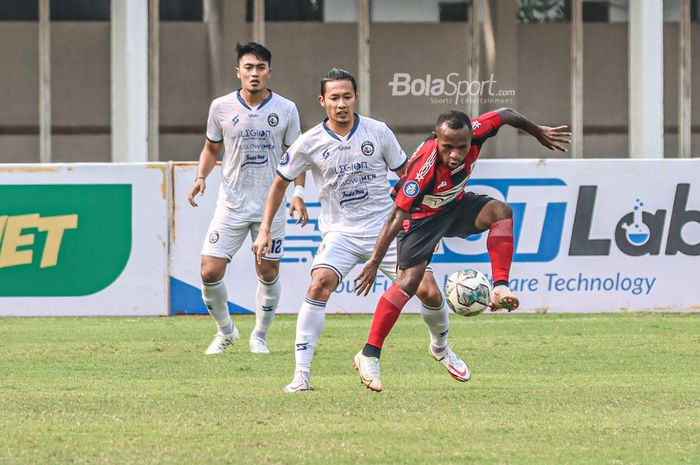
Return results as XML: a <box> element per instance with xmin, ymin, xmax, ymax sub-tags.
<box><xmin>235</xmin><ymin>42</ymin><xmax>272</xmax><ymax>65</ymax></box>
<box><xmin>320</xmin><ymin>68</ymin><xmax>357</xmax><ymax>96</ymax></box>
<box><xmin>435</xmin><ymin>111</ymin><xmax>472</xmax><ymax>131</ymax></box>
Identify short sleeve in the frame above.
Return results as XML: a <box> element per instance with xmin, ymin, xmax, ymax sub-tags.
<box><xmin>470</xmin><ymin>111</ymin><xmax>503</xmax><ymax>142</ymax></box>
<box><xmin>284</xmin><ymin>104</ymin><xmax>302</xmax><ymax>147</ymax></box>
<box><xmin>276</xmin><ymin>136</ymin><xmax>310</xmax><ymax>182</ymax></box>
<box><xmin>205</xmin><ymin>100</ymin><xmax>223</xmax><ymax>143</ymax></box>
<box><xmin>381</xmin><ymin>124</ymin><xmax>408</xmax><ymax>172</ymax></box>
<box><xmin>391</xmin><ymin>142</ymin><xmax>437</xmax><ymax>212</ymax></box>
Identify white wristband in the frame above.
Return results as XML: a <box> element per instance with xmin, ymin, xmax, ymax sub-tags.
<box><xmin>293</xmin><ymin>185</ymin><xmax>305</xmax><ymax>200</ymax></box>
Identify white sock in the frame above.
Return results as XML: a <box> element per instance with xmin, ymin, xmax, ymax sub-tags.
<box><xmin>252</xmin><ymin>275</ymin><xmax>281</xmax><ymax>340</ymax></box>
<box><xmin>294</xmin><ymin>297</ymin><xmax>327</xmax><ymax>373</ymax></box>
<box><xmin>202</xmin><ymin>280</ymin><xmax>233</xmax><ymax>334</ymax></box>
<box><xmin>420</xmin><ymin>299</ymin><xmax>450</xmax><ymax>350</ymax></box>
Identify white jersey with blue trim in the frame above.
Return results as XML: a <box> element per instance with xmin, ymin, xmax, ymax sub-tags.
<box><xmin>206</xmin><ymin>89</ymin><xmax>301</xmax><ymax>221</ymax></box>
<box><xmin>277</xmin><ymin>115</ymin><xmax>407</xmax><ymax>237</ymax></box>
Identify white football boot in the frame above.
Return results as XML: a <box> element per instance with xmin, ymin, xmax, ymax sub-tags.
<box><xmin>249</xmin><ymin>336</ymin><xmax>271</xmax><ymax>354</ymax></box>
<box><xmin>429</xmin><ymin>344</ymin><xmax>472</xmax><ymax>382</ymax></box>
<box><xmin>204</xmin><ymin>326</ymin><xmax>240</xmax><ymax>355</ymax></box>
<box><xmin>283</xmin><ymin>371</ymin><xmax>310</xmax><ymax>393</ymax></box>
<box><xmin>352</xmin><ymin>351</ymin><xmax>383</xmax><ymax>392</ymax></box>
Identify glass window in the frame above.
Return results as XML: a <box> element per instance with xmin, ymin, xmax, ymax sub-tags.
<box><xmin>50</xmin><ymin>0</ymin><xmax>110</xmax><ymax>21</ymax></box>
<box><xmin>161</xmin><ymin>0</ymin><xmax>203</xmax><ymax>21</ymax></box>
<box><xmin>439</xmin><ymin>1</ymin><xmax>469</xmax><ymax>22</ymax></box>
<box><xmin>246</xmin><ymin>0</ymin><xmax>323</xmax><ymax>22</ymax></box>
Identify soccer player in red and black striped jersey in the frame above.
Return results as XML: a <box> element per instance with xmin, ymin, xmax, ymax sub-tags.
<box><xmin>352</xmin><ymin>108</ymin><xmax>570</xmax><ymax>391</ymax></box>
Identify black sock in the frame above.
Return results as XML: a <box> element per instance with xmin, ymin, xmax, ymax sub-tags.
<box><xmin>362</xmin><ymin>343</ymin><xmax>381</xmax><ymax>358</ymax></box>
<box><xmin>493</xmin><ymin>280</ymin><xmax>509</xmax><ymax>288</ymax></box>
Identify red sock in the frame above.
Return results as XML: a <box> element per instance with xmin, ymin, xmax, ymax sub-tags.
<box><xmin>487</xmin><ymin>219</ymin><xmax>514</xmax><ymax>284</ymax></box>
<box><xmin>366</xmin><ymin>283</ymin><xmax>411</xmax><ymax>348</ymax></box>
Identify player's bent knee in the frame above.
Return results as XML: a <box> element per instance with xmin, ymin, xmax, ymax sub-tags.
<box><xmin>200</xmin><ymin>259</ymin><xmax>227</xmax><ymax>283</ymax></box>
<box><xmin>307</xmin><ymin>271</ymin><xmax>338</xmax><ymax>301</ymax></box>
<box><xmin>256</xmin><ymin>261</ymin><xmax>280</xmax><ymax>283</ymax></box>
<box><xmin>416</xmin><ymin>284</ymin><xmax>442</xmax><ymax>307</ymax></box>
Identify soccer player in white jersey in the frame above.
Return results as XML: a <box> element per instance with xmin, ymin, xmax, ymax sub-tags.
<box><xmin>253</xmin><ymin>69</ymin><xmax>470</xmax><ymax>392</ymax></box>
<box><xmin>187</xmin><ymin>42</ymin><xmax>307</xmax><ymax>356</ymax></box>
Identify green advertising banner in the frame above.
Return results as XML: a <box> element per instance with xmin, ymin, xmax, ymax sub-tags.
<box><xmin>0</xmin><ymin>184</ymin><xmax>132</xmax><ymax>296</ymax></box>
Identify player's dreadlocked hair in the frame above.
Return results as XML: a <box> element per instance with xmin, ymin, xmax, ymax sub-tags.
<box><xmin>435</xmin><ymin>111</ymin><xmax>472</xmax><ymax>132</ymax></box>
<box><xmin>320</xmin><ymin>68</ymin><xmax>357</xmax><ymax>96</ymax></box>
<box><xmin>235</xmin><ymin>42</ymin><xmax>272</xmax><ymax>65</ymax></box>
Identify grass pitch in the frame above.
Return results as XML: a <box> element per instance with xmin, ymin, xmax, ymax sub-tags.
<box><xmin>1</xmin><ymin>313</ymin><xmax>698</xmax><ymax>465</ymax></box>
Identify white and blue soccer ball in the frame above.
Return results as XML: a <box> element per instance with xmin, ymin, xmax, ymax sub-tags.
<box><xmin>444</xmin><ymin>269</ymin><xmax>493</xmax><ymax>317</ymax></box>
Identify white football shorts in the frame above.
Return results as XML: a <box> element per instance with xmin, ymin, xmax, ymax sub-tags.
<box><xmin>201</xmin><ymin>206</ymin><xmax>286</xmax><ymax>261</ymax></box>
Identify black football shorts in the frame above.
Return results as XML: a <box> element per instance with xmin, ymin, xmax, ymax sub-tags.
<box><xmin>396</xmin><ymin>192</ymin><xmax>493</xmax><ymax>270</ymax></box>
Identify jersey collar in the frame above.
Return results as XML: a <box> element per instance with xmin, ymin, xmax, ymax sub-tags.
<box><xmin>236</xmin><ymin>88</ymin><xmax>274</xmax><ymax>111</ymax></box>
<box><xmin>322</xmin><ymin>113</ymin><xmax>361</xmax><ymax>141</ymax></box>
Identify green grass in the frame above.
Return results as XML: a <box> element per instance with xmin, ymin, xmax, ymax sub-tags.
<box><xmin>1</xmin><ymin>313</ymin><xmax>698</xmax><ymax>465</ymax></box>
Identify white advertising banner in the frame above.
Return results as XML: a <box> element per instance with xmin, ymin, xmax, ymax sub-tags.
<box><xmin>0</xmin><ymin>163</ymin><xmax>169</xmax><ymax>316</ymax></box>
<box><xmin>170</xmin><ymin>159</ymin><xmax>700</xmax><ymax>314</ymax></box>
<box><xmin>169</xmin><ymin>162</ymin><xmax>412</xmax><ymax>315</ymax></box>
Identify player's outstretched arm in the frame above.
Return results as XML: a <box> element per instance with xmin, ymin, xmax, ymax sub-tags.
<box><xmin>496</xmin><ymin>107</ymin><xmax>572</xmax><ymax>152</ymax></box>
<box><xmin>289</xmin><ymin>172</ymin><xmax>309</xmax><ymax>227</ymax></box>
<box><xmin>253</xmin><ymin>175</ymin><xmax>290</xmax><ymax>264</ymax></box>
<box><xmin>187</xmin><ymin>140</ymin><xmax>221</xmax><ymax>207</ymax></box>
<box><xmin>354</xmin><ymin>205</ymin><xmax>410</xmax><ymax>297</ymax></box>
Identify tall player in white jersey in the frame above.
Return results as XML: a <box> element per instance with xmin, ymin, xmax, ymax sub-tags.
<box><xmin>187</xmin><ymin>42</ymin><xmax>307</xmax><ymax>356</ymax></box>
<box><xmin>254</xmin><ymin>69</ymin><xmax>470</xmax><ymax>392</ymax></box>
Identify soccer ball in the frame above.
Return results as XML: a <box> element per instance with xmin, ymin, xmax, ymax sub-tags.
<box><xmin>444</xmin><ymin>269</ymin><xmax>493</xmax><ymax>317</ymax></box>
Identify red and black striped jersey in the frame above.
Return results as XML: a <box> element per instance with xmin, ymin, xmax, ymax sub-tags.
<box><xmin>392</xmin><ymin>111</ymin><xmax>503</xmax><ymax>219</ymax></box>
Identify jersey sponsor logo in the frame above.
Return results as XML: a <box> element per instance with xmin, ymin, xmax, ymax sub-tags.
<box><xmin>237</xmin><ymin>129</ymin><xmax>272</xmax><ymax>138</ymax></box>
<box><xmin>415</xmin><ymin>150</ymin><xmax>437</xmax><ymax>181</ymax></box>
<box><xmin>231</xmin><ymin>114</ymin><xmax>239</xmax><ymax>127</ymax></box>
<box><xmin>248</xmin><ymin>113</ymin><xmax>260</xmax><ymax>118</ymax></box>
<box><xmin>421</xmin><ymin>177</ymin><xmax>468</xmax><ymax>208</ymax></box>
<box><xmin>330</xmin><ymin>161</ymin><xmax>368</xmax><ymax>176</ymax></box>
<box><xmin>437</xmin><ymin>181</ymin><xmax>448</xmax><ymax>189</ymax></box>
<box><xmin>268</xmin><ymin>113</ymin><xmax>279</xmax><ymax>127</ymax></box>
<box><xmin>403</xmin><ymin>180</ymin><xmax>420</xmax><ymax>198</ymax></box>
<box><xmin>280</xmin><ymin>152</ymin><xmax>290</xmax><ymax>166</ymax></box>
<box><xmin>209</xmin><ymin>231</ymin><xmax>220</xmax><ymax>244</ymax></box>
<box><xmin>471</xmin><ymin>120</ymin><xmax>481</xmax><ymax>130</ymax></box>
<box><xmin>322</xmin><ymin>149</ymin><xmax>332</xmax><ymax>160</ymax></box>
<box><xmin>339</xmin><ymin>145</ymin><xmax>351</xmax><ymax>151</ymax></box>
<box><xmin>339</xmin><ymin>187</ymin><xmax>369</xmax><ymax>206</ymax></box>
<box><xmin>241</xmin><ymin>153</ymin><xmax>269</xmax><ymax>167</ymax></box>
<box><xmin>361</xmin><ymin>141</ymin><xmax>375</xmax><ymax>156</ymax></box>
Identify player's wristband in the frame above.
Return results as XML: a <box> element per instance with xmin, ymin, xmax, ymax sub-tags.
<box><xmin>293</xmin><ymin>185</ymin><xmax>305</xmax><ymax>200</ymax></box>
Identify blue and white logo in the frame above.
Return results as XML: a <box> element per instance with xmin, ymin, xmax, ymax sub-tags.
<box><xmin>403</xmin><ymin>180</ymin><xmax>420</xmax><ymax>198</ymax></box>
<box><xmin>232</xmin><ymin>114</ymin><xmax>239</xmax><ymax>127</ymax></box>
<box><xmin>280</xmin><ymin>152</ymin><xmax>290</xmax><ymax>166</ymax></box>
<box><xmin>268</xmin><ymin>113</ymin><xmax>279</xmax><ymax>127</ymax></box>
<box><xmin>621</xmin><ymin>199</ymin><xmax>650</xmax><ymax>245</ymax></box>
<box><xmin>361</xmin><ymin>141</ymin><xmax>375</xmax><ymax>156</ymax></box>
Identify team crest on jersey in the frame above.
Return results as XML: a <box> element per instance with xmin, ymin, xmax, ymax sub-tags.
<box><xmin>268</xmin><ymin>113</ymin><xmax>279</xmax><ymax>127</ymax></box>
<box><xmin>280</xmin><ymin>152</ymin><xmax>290</xmax><ymax>166</ymax></box>
<box><xmin>361</xmin><ymin>141</ymin><xmax>375</xmax><ymax>156</ymax></box>
<box><xmin>403</xmin><ymin>180</ymin><xmax>420</xmax><ymax>198</ymax></box>
<box><xmin>209</xmin><ymin>231</ymin><xmax>220</xmax><ymax>244</ymax></box>
<box><xmin>231</xmin><ymin>114</ymin><xmax>239</xmax><ymax>127</ymax></box>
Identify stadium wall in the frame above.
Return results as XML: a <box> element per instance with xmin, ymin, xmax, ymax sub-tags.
<box><xmin>1</xmin><ymin>159</ymin><xmax>699</xmax><ymax>316</ymax></box>
<box><xmin>1</xmin><ymin>18</ymin><xmax>700</xmax><ymax>163</ymax></box>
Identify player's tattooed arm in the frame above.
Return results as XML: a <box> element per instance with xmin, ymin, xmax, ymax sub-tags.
<box><xmin>187</xmin><ymin>139</ymin><xmax>221</xmax><ymax>207</ymax></box>
<box><xmin>495</xmin><ymin>107</ymin><xmax>572</xmax><ymax>152</ymax></box>
<box><xmin>289</xmin><ymin>172</ymin><xmax>309</xmax><ymax>226</ymax></box>
<box><xmin>354</xmin><ymin>205</ymin><xmax>410</xmax><ymax>297</ymax></box>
